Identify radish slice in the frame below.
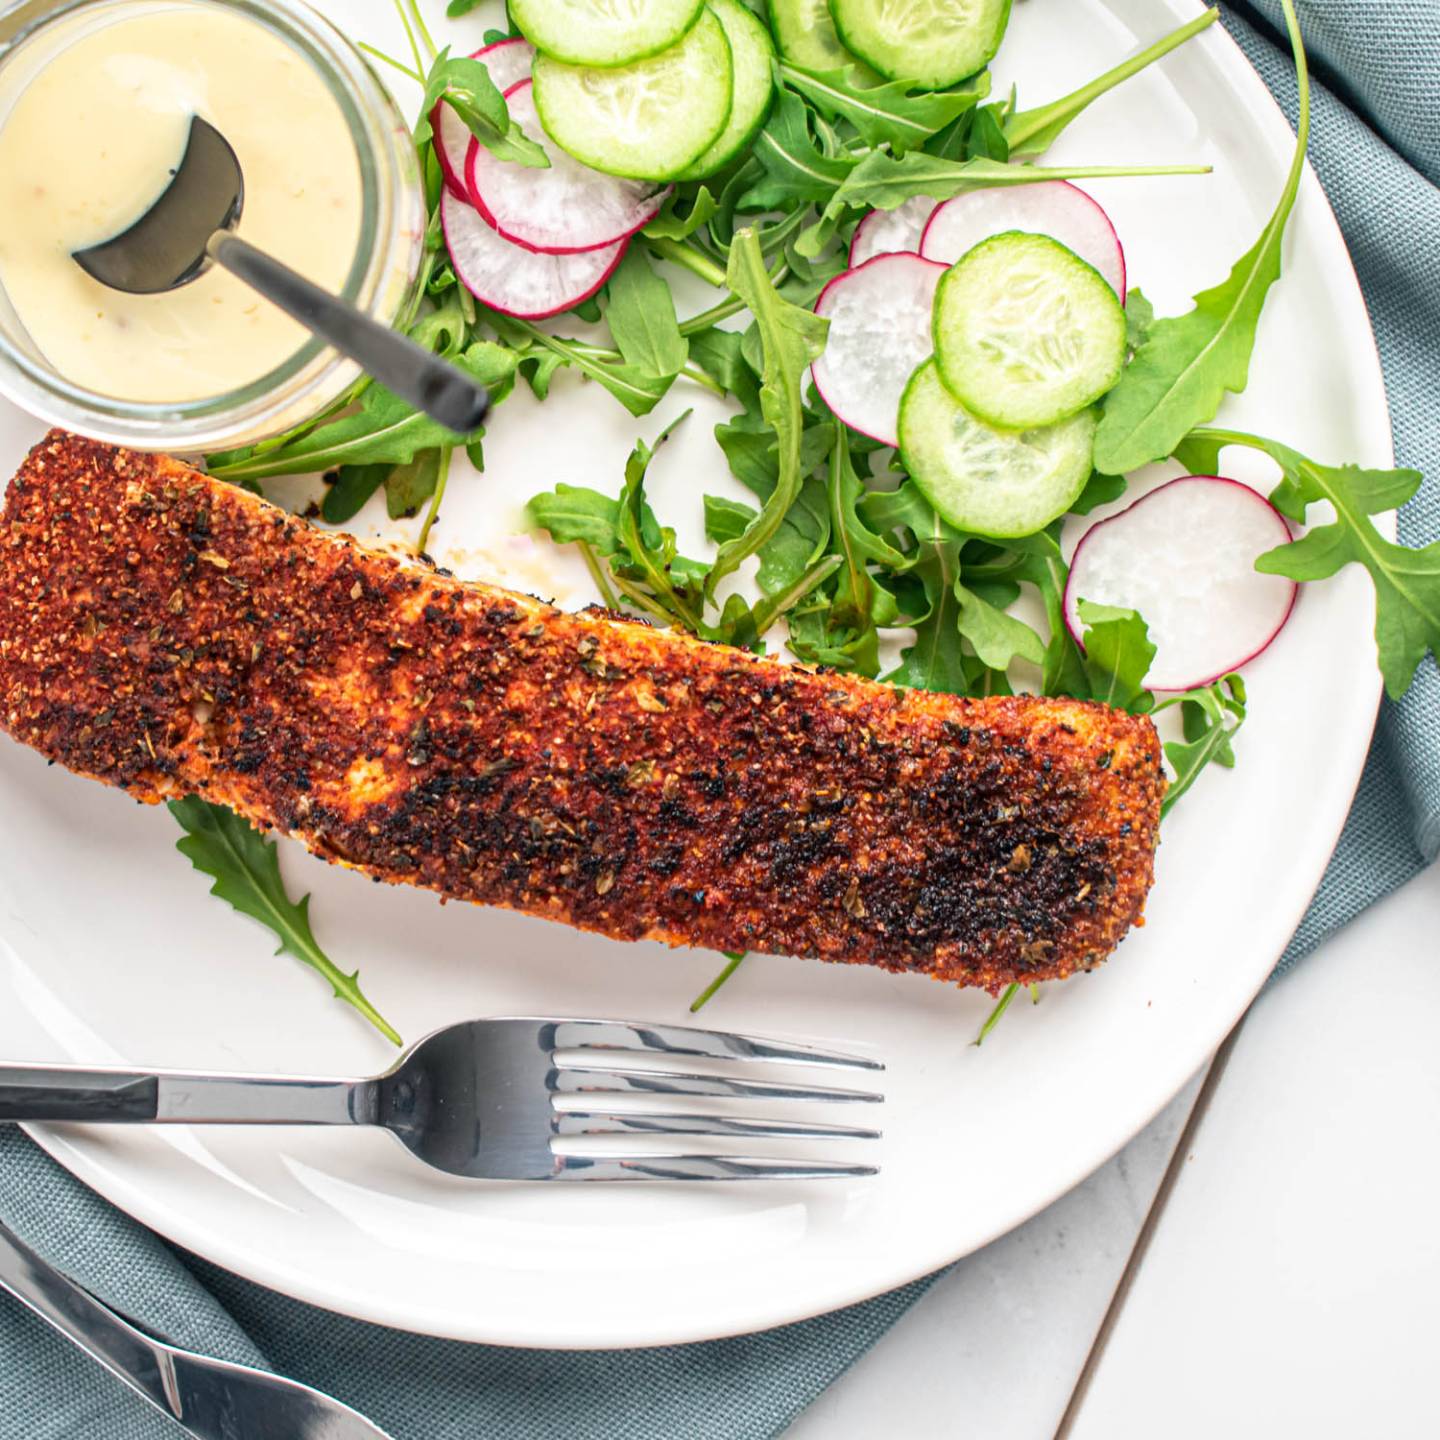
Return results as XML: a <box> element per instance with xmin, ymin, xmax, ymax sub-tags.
<box><xmin>848</xmin><ymin>196</ymin><xmax>936</xmax><ymax>267</ymax></box>
<box><xmin>432</xmin><ymin>39</ymin><xmax>537</xmax><ymax>200</ymax></box>
<box><xmin>441</xmin><ymin>190</ymin><xmax>626</xmax><ymax>319</ymax></box>
<box><xmin>475</xmin><ymin>36</ymin><xmax>536</xmax><ymax>93</ymax></box>
<box><xmin>1064</xmin><ymin>477</ymin><xmax>1298</xmax><ymax>691</ymax></box>
<box><xmin>467</xmin><ymin>81</ymin><xmax>669</xmax><ymax>255</ymax></box>
<box><xmin>921</xmin><ymin>182</ymin><xmax>1126</xmax><ymax>301</ymax></box>
<box><xmin>812</xmin><ymin>253</ymin><xmax>945</xmax><ymax>448</ymax></box>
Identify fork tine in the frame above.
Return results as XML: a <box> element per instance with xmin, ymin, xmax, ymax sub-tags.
<box><xmin>547</xmin><ymin>1019</ymin><xmax>883</xmax><ymax>1072</ymax></box>
<box><xmin>551</xmin><ymin>1064</ymin><xmax>883</xmax><ymax>1104</ymax></box>
<box><xmin>553</xmin><ymin>1110</ymin><xmax>882</xmax><ymax>1141</ymax></box>
<box><xmin>553</xmin><ymin>1154</ymin><xmax>878</xmax><ymax>1181</ymax></box>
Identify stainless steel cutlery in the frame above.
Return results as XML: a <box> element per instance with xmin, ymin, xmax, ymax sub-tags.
<box><xmin>0</xmin><ymin>1016</ymin><xmax>884</xmax><ymax>1181</ymax></box>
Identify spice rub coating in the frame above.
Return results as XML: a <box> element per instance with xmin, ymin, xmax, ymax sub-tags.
<box><xmin>0</xmin><ymin>432</ymin><xmax>1165</xmax><ymax>990</ymax></box>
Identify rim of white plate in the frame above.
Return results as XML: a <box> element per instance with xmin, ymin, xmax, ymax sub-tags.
<box><xmin>17</xmin><ymin>5</ymin><xmax>1394</xmax><ymax>1349</ymax></box>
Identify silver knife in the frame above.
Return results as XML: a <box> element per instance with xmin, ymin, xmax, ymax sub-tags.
<box><xmin>0</xmin><ymin>1217</ymin><xmax>394</xmax><ymax>1440</ymax></box>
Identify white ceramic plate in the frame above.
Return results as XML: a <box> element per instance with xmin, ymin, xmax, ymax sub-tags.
<box><xmin>0</xmin><ymin>0</ymin><xmax>1391</xmax><ymax>1348</ymax></box>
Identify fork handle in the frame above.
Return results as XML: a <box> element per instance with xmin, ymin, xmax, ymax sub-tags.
<box><xmin>0</xmin><ymin>1064</ymin><xmax>371</xmax><ymax>1125</ymax></box>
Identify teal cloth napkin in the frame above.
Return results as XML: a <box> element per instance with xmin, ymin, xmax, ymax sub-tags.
<box><xmin>2</xmin><ymin>4</ymin><xmax>1436</xmax><ymax>1435</ymax></box>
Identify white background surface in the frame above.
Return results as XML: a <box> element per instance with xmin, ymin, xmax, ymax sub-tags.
<box><xmin>789</xmin><ymin>860</ymin><xmax>1440</xmax><ymax>1439</ymax></box>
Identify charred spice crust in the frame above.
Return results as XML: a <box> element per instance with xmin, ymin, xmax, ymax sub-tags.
<box><xmin>0</xmin><ymin>432</ymin><xmax>1166</xmax><ymax>991</ymax></box>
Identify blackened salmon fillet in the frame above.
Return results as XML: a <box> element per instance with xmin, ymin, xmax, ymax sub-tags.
<box><xmin>0</xmin><ymin>431</ymin><xmax>1165</xmax><ymax>990</ymax></box>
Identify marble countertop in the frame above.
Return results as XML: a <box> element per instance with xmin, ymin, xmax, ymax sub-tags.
<box><xmin>788</xmin><ymin>860</ymin><xmax>1440</xmax><ymax>1440</ymax></box>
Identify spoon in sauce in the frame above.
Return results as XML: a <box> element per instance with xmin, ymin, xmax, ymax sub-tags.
<box><xmin>74</xmin><ymin>117</ymin><xmax>489</xmax><ymax>435</ymax></box>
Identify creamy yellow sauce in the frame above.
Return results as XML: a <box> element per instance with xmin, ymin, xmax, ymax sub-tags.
<box><xmin>0</xmin><ymin>3</ymin><xmax>363</xmax><ymax>403</ymax></box>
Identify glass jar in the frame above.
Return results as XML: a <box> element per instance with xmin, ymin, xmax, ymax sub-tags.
<box><xmin>0</xmin><ymin>0</ymin><xmax>426</xmax><ymax>452</ymax></box>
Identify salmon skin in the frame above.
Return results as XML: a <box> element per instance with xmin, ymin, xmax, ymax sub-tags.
<box><xmin>0</xmin><ymin>432</ymin><xmax>1165</xmax><ymax>990</ymax></box>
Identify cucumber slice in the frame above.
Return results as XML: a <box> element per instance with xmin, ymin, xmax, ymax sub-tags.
<box><xmin>770</xmin><ymin>0</ymin><xmax>858</xmax><ymax>71</ymax></box>
<box><xmin>830</xmin><ymin>0</ymin><xmax>1011</xmax><ymax>89</ymax></box>
<box><xmin>533</xmin><ymin>9</ymin><xmax>733</xmax><ymax>180</ymax></box>
<box><xmin>898</xmin><ymin>360</ymin><xmax>1096</xmax><ymax>539</ymax></box>
<box><xmin>510</xmin><ymin>0</ymin><xmax>703</xmax><ymax>69</ymax></box>
<box><xmin>932</xmin><ymin>231</ymin><xmax>1126</xmax><ymax>431</ymax></box>
<box><xmin>677</xmin><ymin>0</ymin><xmax>775</xmax><ymax>180</ymax></box>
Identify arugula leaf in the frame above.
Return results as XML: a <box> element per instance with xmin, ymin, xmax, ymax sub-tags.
<box><xmin>797</xmin><ymin>154</ymin><xmax>1212</xmax><ymax>258</ymax></box>
<box><xmin>827</xmin><ymin>421</ymin><xmax>903</xmax><ymax>638</ymax></box>
<box><xmin>779</xmin><ymin>64</ymin><xmax>987</xmax><ymax>152</ymax></box>
<box><xmin>489</xmin><ymin>312</ymin><xmax>675</xmax><ymax>417</ymax></box>
<box><xmin>169</xmin><ymin>798</ymin><xmax>401</xmax><ymax>1046</ymax></box>
<box><xmin>706</xmin><ymin>228</ymin><xmax>830</xmax><ymax>597</ymax></box>
<box><xmin>960</xmin><ymin>104</ymin><xmax>1009</xmax><ymax>162</ymax></box>
<box><xmin>859</xmin><ymin>478</ymin><xmax>957</xmax><ymax>554</ymax></box>
<box><xmin>417</xmin><ymin>52</ymin><xmax>548</xmax><ymax>169</ymax></box>
<box><xmin>1093</xmin><ymin>0</ymin><xmax>1309</xmax><ymax>474</ymax></box>
<box><xmin>1155</xmin><ymin>676</ymin><xmax>1248</xmax><ymax>817</ymax></box>
<box><xmin>1076</xmin><ymin>600</ymin><xmax>1156</xmax><ymax>714</ymax></box>
<box><xmin>643</xmin><ymin>186</ymin><xmax>720</xmax><ymax>241</ymax></box>
<box><xmin>1124</xmin><ymin>288</ymin><xmax>1155</xmax><ymax>353</ymax></box>
<box><xmin>687</xmin><ymin>326</ymin><xmax>759</xmax><ymax>407</ymax></box>
<box><xmin>208</xmin><ymin>344</ymin><xmax>511</xmax><ymax>483</ymax></box>
<box><xmin>742</xmin><ymin>89</ymin><xmax>856</xmax><ymax>210</ymax></box>
<box><xmin>322</xmin><ymin>463</ymin><xmax>390</xmax><ymax>525</ymax></box>
<box><xmin>704</xmin><ymin>494</ymin><xmax>755</xmax><ymax>546</ymax></box>
<box><xmin>527</xmin><ymin>483</ymin><xmax>624</xmax><ymax>553</ymax></box>
<box><xmin>887</xmin><ymin>534</ymin><xmax>966</xmax><ymax>695</ymax></box>
<box><xmin>385</xmin><ymin>448</ymin><xmax>444</xmax><ymax>520</ymax></box>
<box><xmin>956</xmin><ymin>582</ymin><xmax>1045</xmax><ymax>671</ymax></box>
<box><xmin>617</xmin><ymin>416</ymin><xmax>705</xmax><ymax>630</ymax></box>
<box><xmin>1004</xmin><ymin>8</ymin><xmax>1219</xmax><ymax>159</ymax></box>
<box><xmin>1070</xmin><ymin>470</ymin><xmax>1128</xmax><ymax>516</ymax></box>
<box><xmin>604</xmin><ymin>249</ymin><xmax>689</xmax><ymax>380</ymax></box>
<box><xmin>1182</xmin><ymin>427</ymin><xmax>1437</xmax><ymax>700</ymax></box>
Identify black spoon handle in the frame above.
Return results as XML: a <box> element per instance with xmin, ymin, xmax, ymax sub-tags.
<box><xmin>210</xmin><ymin>233</ymin><xmax>489</xmax><ymax>435</ymax></box>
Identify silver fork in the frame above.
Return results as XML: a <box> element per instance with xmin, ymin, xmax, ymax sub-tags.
<box><xmin>0</xmin><ymin>1018</ymin><xmax>883</xmax><ymax>1181</ymax></box>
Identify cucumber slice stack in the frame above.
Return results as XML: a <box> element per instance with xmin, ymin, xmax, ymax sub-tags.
<box><xmin>677</xmin><ymin>0</ymin><xmax>776</xmax><ymax>180</ymax></box>
<box><xmin>899</xmin><ymin>360</ymin><xmax>1096</xmax><ymax>538</ymax></box>
<box><xmin>515</xmin><ymin>0</ymin><xmax>777</xmax><ymax>183</ymax></box>
<box><xmin>511</xmin><ymin>0</ymin><xmax>704</xmax><ymax>68</ymax></box>
<box><xmin>831</xmin><ymin>0</ymin><xmax>1012</xmax><ymax>89</ymax></box>
<box><xmin>533</xmin><ymin>9</ymin><xmax>734</xmax><ymax>180</ymax></box>
<box><xmin>932</xmin><ymin>232</ymin><xmax>1127</xmax><ymax>430</ymax></box>
<box><xmin>892</xmin><ymin>229</ymin><xmax>1128</xmax><ymax>538</ymax></box>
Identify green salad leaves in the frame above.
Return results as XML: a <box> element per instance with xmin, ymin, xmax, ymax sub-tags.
<box><xmin>1179</xmin><ymin>427</ymin><xmax>1440</xmax><ymax>700</ymax></box>
<box><xmin>170</xmin><ymin>798</ymin><xmax>401</xmax><ymax>1046</ymax></box>
<box><xmin>1094</xmin><ymin>0</ymin><xmax>1310</xmax><ymax>474</ymax></box>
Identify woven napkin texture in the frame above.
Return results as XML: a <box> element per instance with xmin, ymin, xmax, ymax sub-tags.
<box><xmin>2</xmin><ymin>3</ymin><xmax>1436</xmax><ymax>1436</ymax></box>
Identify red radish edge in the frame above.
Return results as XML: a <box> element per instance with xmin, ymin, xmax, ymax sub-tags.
<box><xmin>1063</xmin><ymin>476</ymin><xmax>1299</xmax><ymax>692</ymax></box>
<box><xmin>811</xmin><ymin>252</ymin><xmax>947</xmax><ymax>449</ymax></box>
<box><xmin>433</xmin><ymin>40</ymin><xmax>535</xmax><ymax>202</ymax></box>
<box><xmin>440</xmin><ymin>189</ymin><xmax>628</xmax><ymax>320</ymax></box>
<box><xmin>847</xmin><ymin>197</ymin><xmax>937</xmax><ymax>268</ymax></box>
<box><xmin>920</xmin><ymin>182</ymin><xmax>1127</xmax><ymax>304</ymax></box>
<box><xmin>463</xmin><ymin>81</ymin><xmax>670</xmax><ymax>257</ymax></box>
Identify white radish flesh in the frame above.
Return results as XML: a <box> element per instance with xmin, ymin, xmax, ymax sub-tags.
<box><xmin>433</xmin><ymin>40</ymin><xmax>537</xmax><ymax>200</ymax></box>
<box><xmin>1064</xmin><ymin>476</ymin><xmax>1298</xmax><ymax>691</ymax></box>
<box><xmin>468</xmin><ymin>81</ymin><xmax>669</xmax><ymax>255</ymax></box>
<box><xmin>848</xmin><ymin>196</ymin><xmax>936</xmax><ymax>266</ymax></box>
<box><xmin>921</xmin><ymin>182</ymin><xmax>1126</xmax><ymax>300</ymax></box>
<box><xmin>441</xmin><ymin>189</ymin><xmax>626</xmax><ymax>319</ymax></box>
<box><xmin>475</xmin><ymin>36</ymin><xmax>536</xmax><ymax>92</ymax></box>
<box><xmin>812</xmin><ymin>253</ymin><xmax>946</xmax><ymax>448</ymax></box>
